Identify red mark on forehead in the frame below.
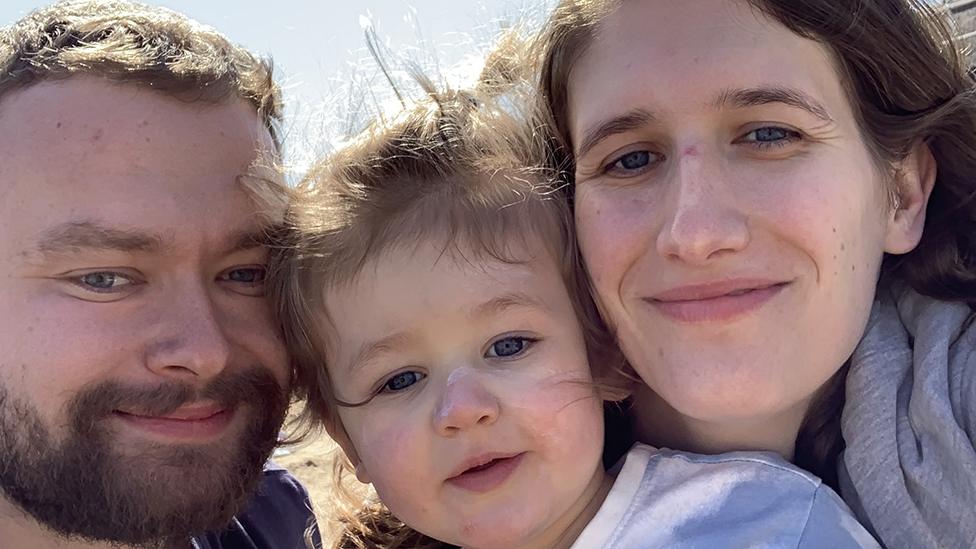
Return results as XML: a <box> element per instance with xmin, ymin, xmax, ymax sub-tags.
<box><xmin>682</xmin><ymin>146</ymin><xmax>699</xmax><ymax>157</ymax></box>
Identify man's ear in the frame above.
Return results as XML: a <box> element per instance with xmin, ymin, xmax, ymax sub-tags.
<box><xmin>325</xmin><ymin>419</ymin><xmax>371</xmax><ymax>485</ymax></box>
<box><xmin>885</xmin><ymin>141</ymin><xmax>937</xmax><ymax>254</ymax></box>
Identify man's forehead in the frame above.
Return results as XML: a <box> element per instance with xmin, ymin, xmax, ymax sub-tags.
<box><xmin>0</xmin><ymin>77</ymin><xmax>280</xmax><ymax>252</ymax></box>
<box><xmin>0</xmin><ymin>77</ymin><xmax>272</xmax><ymax>164</ymax></box>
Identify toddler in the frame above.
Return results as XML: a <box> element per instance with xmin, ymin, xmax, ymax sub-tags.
<box><xmin>271</xmin><ymin>77</ymin><xmax>879</xmax><ymax>549</ymax></box>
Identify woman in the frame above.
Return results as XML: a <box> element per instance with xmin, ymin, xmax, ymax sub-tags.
<box><xmin>536</xmin><ymin>0</ymin><xmax>976</xmax><ymax>547</ymax></box>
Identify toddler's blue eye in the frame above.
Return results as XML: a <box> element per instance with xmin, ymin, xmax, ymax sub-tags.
<box><xmin>487</xmin><ymin>337</ymin><xmax>530</xmax><ymax>358</ymax></box>
<box><xmin>384</xmin><ymin>371</ymin><xmax>425</xmax><ymax>392</ymax></box>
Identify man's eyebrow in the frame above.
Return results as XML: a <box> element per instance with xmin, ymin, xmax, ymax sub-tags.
<box><xmin>35</xmin><ymin>221</ymin><xmax>168</xmax><ymax>255</ymax></box>
<box><xmin>714</xmin><ymin>86</ymin><xmax>834</xmax><ymax>122</ymax></box>
<box><xmin>576</xmin><ymin>108</ymin><xmax>656</xmax><ymax>159</ymax></box>
<box><xmin>222</xmin><ymin>229</ymin><xmax>269</xmax><ymax>255</ymax></box>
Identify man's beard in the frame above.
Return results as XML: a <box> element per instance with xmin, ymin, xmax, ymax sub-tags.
<box><xmin>0</xmin><ymin>366</ymin><xmax>289</xmax><ymax>547</ymax></box>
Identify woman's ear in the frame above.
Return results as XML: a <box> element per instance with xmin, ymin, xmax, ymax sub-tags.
<box><xmin>884</xmin><ymin>141</ymin><xmax>937</xmax><ymax>254</ymax></box>
<box><xmin>325</xmin><ymin>419</ymin><xmax>371</xmax><ymax>484</ymax></box>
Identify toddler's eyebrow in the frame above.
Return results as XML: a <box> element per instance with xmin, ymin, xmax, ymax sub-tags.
<box><xmin>347</xmin><ymin>331</ymin><xmax>413</xmax><ymax>376</ymax></box>
<box><xmin>470</xmin><ymin>291</ymin><xmax>551</xmax><ymax>318</ymax></box>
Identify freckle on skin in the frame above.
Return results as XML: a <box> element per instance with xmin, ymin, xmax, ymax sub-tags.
<box><xmin>91</xmin><ymin>128</ymin><xmax>104</xmax><ymax>142</ymax></box>
<box><xmin>55</xmin><ymin>121</ymin><xmax>61</xmax><ymax>128</ymax></box>
<box><xmin>832</xmin><ymin>227</ymin><xmax>837</xmax><ymax>233</ymax></box>
<box><xmin>840</xmin><ymin>243</ymin><xmax>845</xmax><ymax>251</ymax></box>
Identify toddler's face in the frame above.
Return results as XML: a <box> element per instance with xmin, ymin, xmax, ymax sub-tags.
<box><xmin>323</xmin><ymin>236</ymin><xmax>606</xmax><ymax>548</ymax></box>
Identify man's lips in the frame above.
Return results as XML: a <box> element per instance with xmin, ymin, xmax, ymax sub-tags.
<box><xmin>118</xmin><ymin>403</ymin><xmax>226</xmax><ymax>421</ymax></box>
<box><xmin>113</xmin><ymin>402</ymin><xmax>236</xmax><ymax>441</ymax></box>
<box><xmin>646</xmin><ymin>279</ymin><xmax>790</xmax><ymax>322</ymax></box>
<box><xmin>446</xmin><ymin>452</ymin><xmax>525</xmax><ymax>493</ymax></box>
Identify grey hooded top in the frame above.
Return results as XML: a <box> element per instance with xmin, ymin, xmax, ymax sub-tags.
<box><xmin>839</xmin><ymin>282</ymin><xmax>976</xmax><ymax>548</ymax></box>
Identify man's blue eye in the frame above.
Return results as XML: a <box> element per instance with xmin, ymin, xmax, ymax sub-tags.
<box><xmin>384</xmin><ymin>371</ymin><xmax>425</xmax><ymax>392</ymax></box>
<box><xmin>79</xmin><ymin>272</ymin><xmax>131</xmax><ymax>290</ymax></box>
<box><xmin>487</xmin><ymin>337</ymin><xmax>532</xmax><ymax>358</ymax></box>
<box><xmin>225</xmin><ymin>267</ymin><xmax>266</xmax><ymax>284</ymax></box>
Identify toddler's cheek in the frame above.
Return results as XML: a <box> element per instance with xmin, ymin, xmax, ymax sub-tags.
<box><xmin>364</xmin><ymin>429</ymin><xmax>432</xmax><ymax>511</ymax></box>
<box><xmin>508</xmin><ymin>371</ymin><xmax>599</xmax><ymax>412</ymax></box>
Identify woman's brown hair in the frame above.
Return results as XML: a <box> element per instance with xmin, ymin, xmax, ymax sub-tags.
<box><xmin>536</xmin><ymin>0</ymin><xmax>976</xmax><ymax>487</ymax></box>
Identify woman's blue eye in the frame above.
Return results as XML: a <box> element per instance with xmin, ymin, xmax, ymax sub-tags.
<box><xmin>486</xmin><ymin>336</ymin><xmax>533</xmax><ymax>358</ymax></box>
<box><xmin>79</xmin><ymin>272</ymin><xmax>132</xmax><ymax>291</ymax></box>
<box><xmin>384</xmin><ymin>371</ymin><xmax>425</xmax><ymax>392</ymax></box>
<box><xmin>615</xmin><ymin>151</ymin><xmax>651</xmax><ymax>170</ymax></box>
<box><xmin>604</xmin><ymin>149</ymin><xmax>660</xmax><ymax>177</ymax></box>
<box><xmin>743</xmin><ymin>127</ymin><xmax>800</xmax><ymax>145</ymax></box>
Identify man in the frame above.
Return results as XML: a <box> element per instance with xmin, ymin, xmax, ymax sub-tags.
<box><xmin>0</xmin><ymin>1</ymin><xmax>319</xmax><ymax>548</ymax></box>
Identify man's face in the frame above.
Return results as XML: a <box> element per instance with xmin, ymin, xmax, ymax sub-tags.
<box><xmin>0</xmin><ymin>76</ymin><xmax>291</xmax><ymax>545</ymax></box>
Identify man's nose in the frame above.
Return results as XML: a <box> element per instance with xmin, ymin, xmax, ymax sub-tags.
<box><xmin>144</xmin><ymin>283</ymin><xmax>233</xmax><ymax>382</ymax></box>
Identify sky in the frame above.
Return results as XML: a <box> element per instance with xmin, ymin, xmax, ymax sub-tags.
<box><xmin>1</xmin><ymin>1</ymin><xmax>552</xmax><ymax>165</ymax></box>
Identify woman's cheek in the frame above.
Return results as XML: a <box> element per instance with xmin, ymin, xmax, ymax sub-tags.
<box><xmin>575</xmin><ymin>185</ymin><xmax>654</xmax><ymax>302</ymax></box>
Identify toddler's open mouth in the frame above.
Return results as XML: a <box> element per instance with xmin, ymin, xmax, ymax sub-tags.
<box><xmin>446</xmin><ymin>452</ymin><xmax>526</xmax><ymax>493</ymax></box>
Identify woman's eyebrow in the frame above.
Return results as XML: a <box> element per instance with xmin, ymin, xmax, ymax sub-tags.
<box><xmin>575</xmin><ymin>86</ymin><xmax>833</xmax><ymax>161</ymax></box>
<box><xmin>714</xmin><ymin>86</ymin><xmax>834</xmax><ymax>122</ymax></box>
<box><xmin>576</xmin><ymin>108</ymin><xmax>656</xmax><ymax>158</ymax></box>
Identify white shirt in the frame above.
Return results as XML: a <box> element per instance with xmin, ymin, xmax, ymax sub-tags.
<box><xmin>571</xmin><ymin>444</ymin><xmax>879</xmax><ymax>549</ymax></box>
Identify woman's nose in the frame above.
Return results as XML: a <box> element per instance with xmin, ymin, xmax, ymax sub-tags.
<box><xmin>656</xmin><ymin>152</ymin><xmax>750</xmax><ymax>264</ymax></box>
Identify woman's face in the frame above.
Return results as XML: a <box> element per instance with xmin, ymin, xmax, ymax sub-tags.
<box><xmin>567</xmin><ymin>0</ymin><xmax>926</xmax><ymax>427</ymax></box>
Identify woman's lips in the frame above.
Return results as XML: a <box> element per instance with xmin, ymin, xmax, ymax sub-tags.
<box><xmin>646</xmin><ymin>279</ymin><xmax>789</xmax><ymax>323</ymax></box>
<box><xmin>446</xmin><ymin>452</ymin><xmax>525</xmax><ymax>493</ymax></box>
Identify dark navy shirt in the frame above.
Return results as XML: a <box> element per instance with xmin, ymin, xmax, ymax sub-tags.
<box><xmin>192</xmin><ymin>462</ymin><xmax>322</xmax><ymax>549</ymax></box>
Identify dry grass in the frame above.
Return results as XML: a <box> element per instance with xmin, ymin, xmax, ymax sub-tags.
<box><xmin>274</xmin><ymin>413</ymin><xmax>372</xmax><ymax>547</ymax></box>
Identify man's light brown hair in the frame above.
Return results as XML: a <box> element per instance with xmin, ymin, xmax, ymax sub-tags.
<box><xmin>0</xmin><ymin>0</ymin><xmax>282</xmax><ymax>148</ymax></box>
